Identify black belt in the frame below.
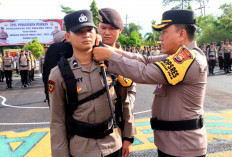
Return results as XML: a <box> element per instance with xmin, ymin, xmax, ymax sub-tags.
<box><xmin>72</xmin><ymin>117</ymin><xmax>114</xmax><ymax>139</ymax></box>
<box><xmin>20</xmin><ymin>65</ymin><xmax>28</xmax><ymax>67</ymax></box>
<box><xmin>4</xmin><ymin>65</ymin><xmax>11</xmax><ymax>67</ymax></box>
<box><xmin>150</xmin><ymin>116</ymin><xmax>203</xmax><ymax>131</ymax></box>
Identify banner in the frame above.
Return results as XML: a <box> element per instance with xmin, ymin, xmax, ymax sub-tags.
<box><xmin>0</xmin><ymin>19</ymin><xmax>63</xmax><ymax>46</ymax></box>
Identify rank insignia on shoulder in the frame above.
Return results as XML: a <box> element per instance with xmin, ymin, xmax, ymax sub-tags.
<box><xmin>154</xmin><ymin>45</ymin><xmax>195</xmax><ymax>86</ymax></box>
<box><xmin>118</xmin><ymin>75</ymin><xmax>133</xmax><ymax>87</ymax></box>
<box><xmin>73</xmin><ymin>60</ymin><xmax>78</xmax><ymax>68</ymax></box>
<box><xmin>77</xmin><ymin>87</ymin><xmax>82</xmax><ymax>93</ymax></box>
<box><xmin>48</xmin><ymin>80</ymin><xmax>56</xmax><ymax>93</ymax></box>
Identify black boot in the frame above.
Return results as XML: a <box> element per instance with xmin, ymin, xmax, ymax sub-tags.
<box><xmin>9</xmin><ymin>84</ymin><xmax>12</xmax><ymax>88</ymax></box>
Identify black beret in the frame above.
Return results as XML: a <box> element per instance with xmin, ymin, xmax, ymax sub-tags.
<box><xmin>153</xmin><ymin>10</ymin><xmax>196</xmax><ymax>31</ymax></box>
<box><xmin>99</xmin><ymin>8</ymin><xmax>123</xmax><ymax>29</ymax></box>
<box><xmin>21</xmin><ymin>49</ymin><xmax>24</xmax><ymax>52</ymax></box>
<box><xmin>64</xmin><ymin>10</ymin><xmax>96</xmax><ymax>32</ymax></box>
<box><xmin>127</xmin><ymin>46</ymin><xmax>131</xmax><ymax>48</ymax></box>
<box><xmin>132</xmin><ymin>44</ymin><xmax>135</xmax><ymax>47</ymax></box>
<box><xmin>210</xmin><ymin>42</ymin><xmax>214</xmax><ymax>45</ymax></box>
<box><xmin>220</xmin><ymin>41</ymin><xmax>224</xmax><ymax>44</ymax></box>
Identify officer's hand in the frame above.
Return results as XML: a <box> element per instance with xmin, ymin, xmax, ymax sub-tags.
<box><xmin>95</xmin><ymin>34</ymin><xmax>102</xmax><ymax>46</ymax></box>
<box><xmin>122</xmin><ymin>140</ymin><xmax>132</xmax><ymax>157</ymax></box>
<box><xmin>93</xmin><ymin>47</ymin><xmax>113</xmax><ymax>62</ymax></box>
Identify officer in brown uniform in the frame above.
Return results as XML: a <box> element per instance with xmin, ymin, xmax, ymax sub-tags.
<box><xmin>0</xmin><ymin>53</ymin><xmax>4</xmax><ymax>82</ymax></box>
<box><xmin>29</xmin><ymin>51</ymin><xmax>36</xmax><ymax>81</ymax></box>
<box><xmin>49</xmin><ymin>10</ymin><xmax>136</xmax><ymax>157</ymax></box>
<box><xmin>217</xmin><ymin>41</ymin><xmax>224</xmax><ymax>70</ymax></box>
<box><xmin>98</xmin><ymin>8</ymin><xmax>136</xmax><ymax>156</ymax></box>
<box><xmin>206</xmin><ymin>42</ymin><xmax>217</xmax><ymax>74</ymax></box>
<box><xmin>0</xmin><ymin>54</ymin><xmax>3</xmax><ymax>80</ymax></box>
<box><xmin>3</xmin><ymin>51</ymin><xmax>13</xmax><ymax>88</ymax></box>
<box><xmin>94</xmin><ymin>9</ymin><xmax>207</xmax><ymax>157</ymax></box>
<box><xmin>222</xmin><ymin>39</ymin><xmax>232</xmax><ymax>73</ymax></box>
<box><xmin>0</xmin><ymin>27</ymin><xmax>8</xmax><ymax>40</ymax></box>
<box><xmin>17</xmin><ymin>49</ymin><xmax>31</xmax><ymax>87</ymax></box>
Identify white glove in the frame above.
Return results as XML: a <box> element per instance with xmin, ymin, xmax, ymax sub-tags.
<box><xmin>39</xmin><ymin>73</ymin><xmax>42</xmax><ymax>78</ymax></box>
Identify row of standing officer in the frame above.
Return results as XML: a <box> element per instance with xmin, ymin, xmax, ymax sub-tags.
<box><xmin>201</xmin><ymin>40</ymin><xmax>232</xmax><ymax>74</ymax></box>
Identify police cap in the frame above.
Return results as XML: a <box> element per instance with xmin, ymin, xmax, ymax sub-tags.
<box><xmin>98</xmin><ymin>8</ymin><xmax>123</xmax><ymax>29</ymax></box>
<box><xmin>21</xmin><ymin>49</ymin><xmax>24</xmax><ymax>52</ymax></box>
<box><xmin>64</xmin><ymin>10</ymin><xmax>96</xmax><ymax>32</ymax></box>
<box><xmin>153</xmin><ymin>9</ymin><xmax>196</xmax><ymax>31</ymax></box>
<box><xmin>44</xmin><ymin>44</ymin><xmax>49</xmax><ymax>48</ymax></box>
<box><xmin>54</xmin><ymin>31</ymin><xmax>66</xmax><ymax>43</ymax></box>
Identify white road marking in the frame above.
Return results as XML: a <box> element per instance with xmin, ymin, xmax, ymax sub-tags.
<box><xmin>0</xmin><ymin>95</ymin><xmax>49</xmax><ymax>109</ymax></box>
<box><xmin>0</xmin><ymin>122</ymin><xmax>50</xmax><ymax>125</ymax></box>
<box><xmin>133</xmin><ymin>110</ymin><xmax>151</xmax><ymax>115</ymax></box>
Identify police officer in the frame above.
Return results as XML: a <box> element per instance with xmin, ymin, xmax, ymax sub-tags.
<box><xmin>3</xmin><ymin>51</ymin><xmax>13</xmax><ymax>88</ymax></box>
<box><xmin>97</xmin><ymin>7</ymin><xmax>136</xmax><ymax>156</ymax></box>
<box><xmin>217</xmin><ymin>41</ymin><xmax>224</xmax><ymax>70</ymax></box>
<box><xmin>0</xmin><ymin>53</ymin><xmax>3</xmax><ymax>81</ymax></box>
<box><xmin>0</xmin><ymin>27</ymin><xmax>8</xmax><ymax>40</ymax></box>
<box><xmin>25</xmin><ymin>50</ymin><xmax>32</xmax><ymax>85</ymax></box>
<box><xmin>200</xmin><ymin>43</ymin><xmax>206</xmax><ymax>56</ymax></box>
<box><xmin>131</xmin><ymin>44</ymin><xmax>138</xmax><ymax>53</ymax></box>
<box><xmin>94</xmin><ymin>9</ymin><xmax>207</xmax><ymax>157</ymax></box>
<box><xmin>207</xmin><ymin>42</ymin><xmax>217</xmax><ymax>74</ymax></box>
<box><xmin>18</xmin><ymin>49</ymin><xmax>31</xmax><ymax>87</ymax></box>
<box><xmin>222</xmin><ymin>39</ymin><xmax>232</xmax><ymax>73</ymax></box>
<box><xmin>49</xmin><ymin>10</ymin><xmax>134</xmax><ymax>157</ymax></box>
<box><xmin>29</xmin><ymin>51</ymin><xmax>36</xmax><ymax>81</ymax></box>
<box><xmin>40</xmin><ymin>45</ymin><xmax>49</xmax><ymax>102</ymax></box>
<box><xmin>14</xmin><ymin>52</ymin><xmax>20</xmax><ymax>77</ymax></box>
<box><xmin>43</xmin><ymin>31</ymin><xmax>73</xmax><ymax>106</ymax></box>
<box><xmin>0</xmin><ymin>53</ymin><xmax>4</xmax><ymax>82</ymax></box>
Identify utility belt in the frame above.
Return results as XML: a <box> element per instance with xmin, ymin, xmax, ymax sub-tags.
<box><xmin>4</xmin><ymin>65</ymin><xmax>11</xmax><ymax>67</ymax></box>
<box><xmin>20</xmin><ymin>65</ymin><xmax>28</xmax><ymax>67</ymax></box>
<box><xmin>150</xmin><ymin>116</ymin><xmax>203</xmax><ymax>131</ymax></box>
<box><xmin>209</xmin><ymin>55</ymin><xmax>215</xmax><ymax>57</ymax></box>
<box><xmin>72</xmin><ymin>117</ymin><xmax>114</xmax><ymax>139</ymax></box>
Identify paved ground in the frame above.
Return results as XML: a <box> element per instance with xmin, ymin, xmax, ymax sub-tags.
<box><xmin>0</xmin><ymin>66</ymin><xmax>232</xmax><ymax>157</ymax></box>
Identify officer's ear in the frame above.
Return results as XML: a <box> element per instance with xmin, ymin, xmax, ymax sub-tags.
<box><xmin>178</xmin><ymin>29</ymin><xmax>187</xmax><ymax>43</ymax></box>
<box><xmin>65</xmin><ymin>32</ymin><xmax>71</xmax><ymax>42</ymax></box>
<box><xmin>119</xmin><ymin>28</ymin><xmax>123</xmax><ymax>34</ymax></box>
<box><xmin>96</xmin><ymin>24</ymin><xmax>100</xmax><ymax>32</ymax></box>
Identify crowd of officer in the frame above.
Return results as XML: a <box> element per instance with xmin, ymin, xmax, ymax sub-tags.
<box><xmin>200</xmin><ymin>40</ymin><xmax>232</xmax><ymax>74</ymax></box>
<box><xmin>0</xmin><ymin>45</ymin><xmax>47</xmax><ymax>89</ymax></box>
<box><xmin>122</xmin><ymin>44</ymin><xmax>162</xmax><ymax>56</ymax></box>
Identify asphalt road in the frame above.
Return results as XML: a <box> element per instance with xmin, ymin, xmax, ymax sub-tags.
<box><xmin>0</xmin><ymin>66</ymin><xmax>232</xmax><ymax>157</ymax></box>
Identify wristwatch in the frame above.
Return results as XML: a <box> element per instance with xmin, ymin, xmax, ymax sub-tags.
<box><xmin>123</xmin><ymin>136</ymin><xmax>134</xmax><ymax>143</ymax></box>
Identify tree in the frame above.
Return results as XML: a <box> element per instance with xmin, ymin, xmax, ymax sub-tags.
<box><xmin>60</xmin><ymin>5</ymin><xmax>75</xmax><ymax>14</ymax></box>
<box><xmin>144</xmin><ymin>20</ymin><xmax>161</xmax><ymax>46</ymax></box>
<box><xmin>23</xmin><ymin>39</ymin><xmax>44</xmax><ymax>58</ymax></box>
<box><xmin>90</xmin><ymin>0</ymin><xmax>99</xmax><ymax>25</ymax></box>
<box><xmin>118</xmin><ymin>22</ymin><xmax>143</xmax><ymax>47</ymax></box>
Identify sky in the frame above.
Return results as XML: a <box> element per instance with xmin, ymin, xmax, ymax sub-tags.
<box><xmin>0</xmin><ymin>0</ymin><xmax>231</xmax><ymax>36</ymax></box>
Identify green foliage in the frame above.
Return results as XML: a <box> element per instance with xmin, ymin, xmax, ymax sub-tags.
<box><xmin>196</xmin><ymin>3</ymin><xmax>232</xmax><ymax>44</ymax></box>
<box><xmin>144</xmin><ymin>20</ymin><xmax>161</xmax><ymax>46</ymax></box>
<box><xmin>90</xmin><ymin>0</ymin><xmax>99</xmax><ymax>25</ymax></box>
<box><xmin>60</xmin><ymin>5</ymin><xmax>75</xmax><ymax>14</ymax></box>
<box><xmin>118</xmin><ymin>23</ymin><xmax>143</xmax><ymax>47</ymax></box>
<box><xmin>187</xmin><ymin>2</ymin><xmax>192</xmax><ymax>10</ymax></box>
<box><xmin>23</xmin><ymin>39</ymin><xmax>44</xmax><ymax>58</ymax></box>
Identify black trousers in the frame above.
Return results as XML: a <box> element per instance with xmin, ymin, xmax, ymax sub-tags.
<box><xmin>4</xmin><ymin>70</ymin><xmax>12</xmax><ymax>85</ymax></box>
<box><xmin>20</xmin><ymin>70</ymin><xmax>28</xmax><ymax>85</ymax></box>
<box><xmin>224</xmin><ymin>53</ymin><xmax>231</xmax><ymax>72</ymax></box>
<box><xmin>218</xmin><ymin>56</ymin><xmax>224</xmax><ymax>69</ymax></box>
<box><xmin>31</xmin><ymin>69</ymin><xmax>35</xmax><ymax>80</ymax></box>
<box><xmin>0</xmin><ymin>71</ymin><xmax>4</xmax><ymax>81</ymax></box>
<box><xmin>208</xmin><ymin>60</ymin><xmax>215</xmax><ymax>73</ymax></box>
<box><xmin>105</xmin><ymin>148</ymin><xmax>121</xmax><ymax>157</ymax></box>
<box><xmin>158</xmin><ymin>149</ymin><xmax>206</xmax><ymax>157</ymax></box>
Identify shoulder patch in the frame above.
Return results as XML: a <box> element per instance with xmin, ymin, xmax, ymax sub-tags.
<box><xmin>48</xmin><ymin>80</ymin><xmax>56</xmax><ymax>93</ymax></box>
<box><xmin>118</xmin><ymin>75</ymin><xmax>133</xmax><ymax>87</ymax></box>
<box><xmin>155</xmin><ymin>45</ymin><xmax>195</xmax><ymax>85</ymax></box>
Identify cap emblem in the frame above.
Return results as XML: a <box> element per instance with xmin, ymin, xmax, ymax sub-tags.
<box><xmin>79</xmin><ymin>14</ymin><xmax>88</xmax><ymax>23</ymax></box>
<box><xmin>98</xmin><ymin>14</ymin><xmax>103</xmax><ymax>22</ymax></box>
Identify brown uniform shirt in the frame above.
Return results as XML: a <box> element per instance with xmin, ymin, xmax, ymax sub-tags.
<box><xmin>0</xmin><ymin>31</ymin><xmax>8</xmax><ymax>39</ymax></box>
<box><xmin>0</xmin><ymin>57</ymin><xmax>3</xmax><ymax>69</ymax></box>
<box><xmin>49</xmin><ymin>55</ymin><xmax>136</xmax><ymax>157</ymax></box>
<box><xmin>206</xmin><ymin>47</ymin><xmax>217</xmax><ymax>60</ymax></box>
<box><xmin>222</xmin><ymin>45</ymin><xmax>232</xmax><ymax>57</ymax></box>
<box><xmin>108</xmin><ymin>41</ymin><xmax>207</xmax><ymax>156</ymax></box>
<box><xmin>3</xmin><ymin>56</ymin><xmax>13</xmax><ymax>70</ymax></box>
<box><xmin>17</xmin><ymin>55</ymin><xmax>31</xmax><ymax>70</ymax></box>
<box><xmin>39</xmin><ymin>53</ymin><xmax>45</xmax><ymax>73</ymax></box>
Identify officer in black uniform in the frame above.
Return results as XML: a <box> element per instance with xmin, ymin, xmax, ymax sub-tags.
<box><xmin>43</xmin><ymin>31</ymin><xmax>73</xmax><ymax>105</ymax></box>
